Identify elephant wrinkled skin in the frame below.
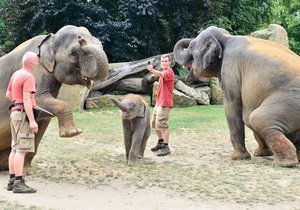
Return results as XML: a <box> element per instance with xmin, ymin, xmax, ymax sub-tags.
<box><xmin>110</xmin><ymin>94</ymin><xmax>150</xmax><ymax>165</ymax></box>
<box><xmin>174</xmin><ymin>26</ymin><xmax>300</xmax><ymax>167</ymax></box>
<box><xmin>0</xmin><ymin>25</ymin><xmax>109</xmax><ymax>169</ymax></box>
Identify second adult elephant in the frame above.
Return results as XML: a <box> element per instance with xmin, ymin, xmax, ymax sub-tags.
<box><xmin>0</xmin><ymin>25</ymin><xmax>109</xmax><ymax>169</ymax></box>
<box><xmin>174</xmin><ymin>26</ymin><xmax>300</xmax><ymax>167</ymax></box>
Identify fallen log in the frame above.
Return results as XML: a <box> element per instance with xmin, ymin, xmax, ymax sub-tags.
<box><xmin>114</xmin><ymin>78</ymin><xmax>146</xmax><ymax>93</ymax></box>
<box><xmin>92</xmin><ymin>54</ymin><xmax>162</xmax><ymax>91</ymax></box>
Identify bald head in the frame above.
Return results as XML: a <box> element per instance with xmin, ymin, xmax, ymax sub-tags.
<box><xmin>22</xmin><ymin>51</ymin><xmax>38</xmax><ymax>70</ymax></box>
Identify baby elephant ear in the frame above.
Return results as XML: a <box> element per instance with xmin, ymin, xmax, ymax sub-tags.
<box><xmin>202</xmin><ymin>35</ymin><xmax>223</xmax><ymax>69</ymax></box>
<box><xmin>38</xmin><ymin>33</ymin><xmax>55</xmax><ymax>72</ymax></box>
<box><xmin>137</xmin><ymin>101</ymin><xmax>146</xmax><ymax>118</ymax></box>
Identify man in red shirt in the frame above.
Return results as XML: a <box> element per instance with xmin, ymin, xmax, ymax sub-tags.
<box><xmin>6</xmin><ymin>51</ymin><xmax>39</xmax><ymax>193</ymax></box>
<box><xmin>147</xmin><ymin>54</ymin><xmax>175</xmax><ymax>156</ymax></box>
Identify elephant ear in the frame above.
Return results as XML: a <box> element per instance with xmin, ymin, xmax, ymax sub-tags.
<box><xmin>38</xmin><ymin>33</ymin><xmax>55</xmax><ymax>72</ymax></box>
<box><xmin>137</xmin><ymin>101</ymin><xmax>146</xmax><ymax>118</ymax></box>
<box><xmin>202</xmin><ymin>35</ymin><xmax>222</xmax><ymax>69</ymax></box>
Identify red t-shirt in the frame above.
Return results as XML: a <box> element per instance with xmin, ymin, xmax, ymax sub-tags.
<box><xmin>7</xmin><ymin>69</ymin><xmax>37</xmax><ymax>110</ymax></box>
<box><xmin>156</xmin><ymin>67</ymin><xmax>175</xmax><ymax>107</ymax></box>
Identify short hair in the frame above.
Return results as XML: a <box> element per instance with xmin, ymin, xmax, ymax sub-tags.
<box><xmin>161</xmin><ymin>54</ymin><xmax>172</xmax><ymax>62</ymax></box>
<box><xmin>22</xmin><ymin>51</ymin><xmax>38</xmax><ymax>66</ymax></box>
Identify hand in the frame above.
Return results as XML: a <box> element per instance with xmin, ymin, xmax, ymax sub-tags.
<box><xmin>147</xmin><ymin>65</ymin><xmax>154</xmax><ymax>72</ymax></box>
<box><xmin>29</xmin><ymin>121</ymin><xmax>39</xmax><ymax>134</ymax></box>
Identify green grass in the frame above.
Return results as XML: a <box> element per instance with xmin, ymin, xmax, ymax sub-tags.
<box><xmin>27</xmin><ymin>105</ymin><xmax>300</xmax><ymax>205</ymax></box>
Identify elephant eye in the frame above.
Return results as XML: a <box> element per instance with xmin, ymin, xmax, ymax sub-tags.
<box><xmin>201</xmin><ymin>42</ymin><xmax>211</xmax><ymax>52</ymax></box>
<box><xmin>71</xmin><ymin>52</ymin><xmax>77</xmax><ymax>57</ymax></box>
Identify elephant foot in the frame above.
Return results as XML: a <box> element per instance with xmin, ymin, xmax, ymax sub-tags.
<box><xmin>127</xmin><ymin>159</ymin><xmax>137</xmax><ymax>166</ymax></box>
<box><xmin>272</xmin><ymin>156</ymin><xmax>298</xmax><ymax>167</ymax></box>
<box><xmin>230</xmin><ymin>150</ymin><xmax>251</xmax><ymax>160</ymax></box>
<box><xmin>254</xmin><ymin>147</ymin><xmax>274</xmax><ymax>157</ymax></box>
<box><xmin>59</xmin><ymin>127</ymin><xmax>83</xmax><ymax>137</ymax></box>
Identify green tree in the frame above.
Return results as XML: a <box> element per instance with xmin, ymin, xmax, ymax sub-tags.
<box><xmin>0</xmin><ymin>0</ymin><xmax>278</xmax><ymax>60</ymax></box>
<box><xmin>270</xmin><ymin>0</ymin><xmax>300</xmax><ymax>54</ymax></box>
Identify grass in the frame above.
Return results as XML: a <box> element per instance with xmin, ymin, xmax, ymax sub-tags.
<box><xmin>0</xmin><ymin>200</ymin><xmax>42</xmax><ymax>210</ymax></box>
<box><xmin>23</xmin><ymin>105</ymin><xmax>300</xmax><ymax>205</ymax></box>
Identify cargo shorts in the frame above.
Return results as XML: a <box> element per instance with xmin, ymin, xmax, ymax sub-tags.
<box><xmin>10</xmin><ymin>111</ymin><xmax>35</xmax><ymax>153</ymax></box>
<box><xmin>151</xmin><ymin>105</ymin><xmax>171</xmax><ymax>130</ymax></box>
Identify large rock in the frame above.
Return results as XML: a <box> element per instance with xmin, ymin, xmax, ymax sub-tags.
<box><xmin>194</xmin><ymin>86</ymin><xmax>211</xmax><ymax>99</ymax></box>
<box><xmin>251</xmin><ymin>24</ymin><xmax>289</xmax><ymax>47</ymax></box>
<box><xmin>85</xmin><ymin>94</ymin><xmax>123</xmax><ymax>109</ymax></box>
<box><xmin>172</xmin><ymin>89</ymin><xmax>197</xmax><ymax>107</ymax></box>
<box><xmin>210</xmin><ymin>77</ymin><xmax>223</xmax><ymax>105</ymax></box>
<box><xmin>152</xmin><ymin>82</ymin><xmax>197</xmax><ymax>107</ymax></box>
<box><xmin>57</xmin><ymin>84</ymin><xmax>85</xmax><ymax>110</ymax></box>
<box><xmin>86</xmin><ymin>94</ymin><xmax>151</xmax><ymax>109</ymax></box>
<box><xmin>175</xmin><ymin>80</ymin><xmax>210</xmax><ymax>105</ymax></box>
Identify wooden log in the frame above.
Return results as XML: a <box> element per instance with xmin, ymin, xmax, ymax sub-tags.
<box><xmin>114</xmin><ymin>78</ymin><xmax>145</xmax><ymax>93</ymax></box>
<box><xmin>92</xmin><ymin>54</ymin><xmax>163</xmax><ymax>91</ymax></box>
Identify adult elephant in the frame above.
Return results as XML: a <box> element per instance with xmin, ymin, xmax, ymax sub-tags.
<box><xmin>173</xmin><ymin>26</ymin><xmax>300</xmax><ymax>167</ymax></box>
<box><xmin>0</xmin><ymin>25</ymin><xmax>108</xmax><ymax>169</ymax></box>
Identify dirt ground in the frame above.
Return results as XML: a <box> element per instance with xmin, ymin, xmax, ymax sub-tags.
<box><xmin>1</xmin><ymin>108</ymin><xmax>300</xmax><ymax>210</ymax></box>
<box><xmin>1</xmin><ymin>173</ymin><xmax>300</xmax><ymax>210</ymax></box>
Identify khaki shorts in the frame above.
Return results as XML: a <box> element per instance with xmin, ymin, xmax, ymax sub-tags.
<box><xmin>10</xmin><ymin>111</ymin><xmax>35</xmax><ymax>153</ymax></box>
<box><xmin>151</xmin><ymin>106</ymin><xmax>171</xmax><ymax>130</ymax></box>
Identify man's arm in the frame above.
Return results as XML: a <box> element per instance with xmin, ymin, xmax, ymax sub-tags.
<box><xmin>6</xmin><ymin>81</ymin><xmax>12</xmax><ymax>101</ymax></box>
<box><xmin>147</xmin><ymin>65</ymin><xmax>163</xmax><ymax>78</ymax></box>
<box><xmin>6</xmin><ymin>90</ymin><xmax>12</xmax><ymax>101</ymax></box>
<box><xmin>23</xmin><ymin>91</ymin><xmax>38</xmax><ymax>134</ymax></box>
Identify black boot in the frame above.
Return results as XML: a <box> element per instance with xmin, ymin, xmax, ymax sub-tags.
<box><xmin>7</xmin><ymin>177</ymin><xmax>15</xmax><ymax>191</ymax></box>
<box><xmin>157</xmin><ymin>144</ymin><xmax>171</xmax><ymax>156</ymax></box>
<box><xmin>13</xmin><ymin>179</ymin><xmax>37</xmax><ymax>193</ymax></box>
<box><xmin>151</xmin><ymin>139</ymin><xmax>164</xmax><ymax>152</ymax></box>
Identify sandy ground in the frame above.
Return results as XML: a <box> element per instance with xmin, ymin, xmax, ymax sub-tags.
<box><xmin>1</xmin><ymin>174</ymin><xmax>300</xmax><ymax>210</ymax></box>
<box><xmin>0</xmin><ymin>174</ymin><xmax>234</xmax><ymax>210</ymax></box>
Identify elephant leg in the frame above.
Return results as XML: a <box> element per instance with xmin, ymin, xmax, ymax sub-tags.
<box><xmin>264</xmin><ymin>132</ymin><xmax>298</xmax><ymax>167</ymax></box>
<box><xmin>0</xmin><ymin>147</ymin><xmax>11</xmax><ymax>170</ymax></box>
<box><xmin>250</xmin><ymin>109</ymin><xmax>298</xmax><ymax>167</ymax></box>
<box><xmin>139</xmin><ymin>127</ymin><xmax>150</xmax><ymax>158</ymax></box>
<box><xmin>127</xmin><ymin>131</ymin><xmax>143</xmax><ymax>166</ymax></box>
<box><xmin>24</xmin><ymin>119</ymin><xmax>51</xmax><ymax>168</ymax></box>
<box><xmin>38</xmin><ymin>97</ymin><xmax>82</xmax><ymax>138</ymax></box>
<box><xmin>253</xmin><ymin>131</ymin><xmax>273</xmax><ymax>157</ymax></box>
<box><xmin>122</xmin><ymin>120</ymin><xmax>132</xmax><ymax>160</ymax></box>
<box><xmin>224</xmin><ymin>101</ymin><xmax>251</xmax><ymax>160</ymax></box>
<box><xmin>124</xmin><ymin>134</ymin><xmax>132</xmax><ymax>161</ymax></box>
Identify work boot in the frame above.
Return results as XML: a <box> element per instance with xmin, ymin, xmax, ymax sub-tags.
<box><xmin>157</xmin><ymin>144</ymin><xmax>171</xmax><ymax>156</ymax></box>
<box><xmin>7</xmin><ymin>177</ymin><xmax>15</xmax><ymax>191</ymax></box>
<box><xmin>151</xmin><ymin>140</ymin><xmax>164</xmax><ymax>152</ymax></box>
<box><xmin>13</xmin><ymin>179</ymin><xmax>37</xmax><ymax>193</ymax></box>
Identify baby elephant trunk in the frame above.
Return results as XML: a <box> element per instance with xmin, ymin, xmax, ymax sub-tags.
<box><xmin>110</xmin><ymin>98</ymin><xmax>128</xmax><ymax>111</ymax></box>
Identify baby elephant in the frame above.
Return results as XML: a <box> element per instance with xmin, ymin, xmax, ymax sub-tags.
<box><xmin>110</xmin><ymin>94</ymin><xmax>150</xmax><ymax>165</ymax></box>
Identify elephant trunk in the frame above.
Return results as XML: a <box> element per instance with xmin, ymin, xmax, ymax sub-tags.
<box><xmin>173</xmin><ymin>38</ymin><xmax>193</xmax><ymax>66</ymax></box>
<box><xmin>80</xmin><ymin>44</ymin><xmax>109</xmax><ymax>81</ymax></box>
<box><xmin>110</xmin><ymin>98</ymin><xmax>128</xmax><ymax>111</ymax></box>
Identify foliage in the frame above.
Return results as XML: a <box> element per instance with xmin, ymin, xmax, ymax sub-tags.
<box><xmin>206</xmin><ymin>0</ymin><xmax>272</xmax><ymax>35</ymax></box>
<box><xmin>270</xmin><ymin>0</ymin><xmax>300</xmax><ymax>54</ymax></box>
<box><xmin>0</xmin><ymin>0</ymin><xmax>298</xmax><ymax>61</ymax></box>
